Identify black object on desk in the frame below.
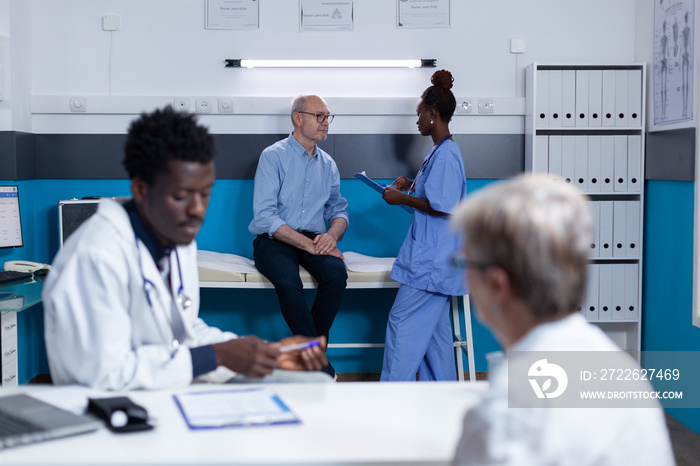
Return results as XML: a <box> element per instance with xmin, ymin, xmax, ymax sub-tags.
<box><xmin>87</xmin><ymin>397</ymin><xmax>153</xmax><ymax>433</ymax></box>
<box><xmin>0</xmin><ymin>270</ymin><xmax>33</xmax><ymax>284</ymax></box>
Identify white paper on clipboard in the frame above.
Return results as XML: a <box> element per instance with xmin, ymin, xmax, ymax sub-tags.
<box><xmin>174</xmin><ymin>388</ymin><xmax>299</xmax><ymax>429</ymax></box>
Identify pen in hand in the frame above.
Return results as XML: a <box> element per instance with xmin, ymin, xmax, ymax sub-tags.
<box><xmin>278</xmin><ymin>340</ymin><xmax>321</xmax><ymax>353</ymax></box>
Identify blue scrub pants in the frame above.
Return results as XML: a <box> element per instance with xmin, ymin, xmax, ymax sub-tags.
<box><xmin>380</xmin><ymin>284</ymin><xmax>455</xmax><ymax>381</ymax></box>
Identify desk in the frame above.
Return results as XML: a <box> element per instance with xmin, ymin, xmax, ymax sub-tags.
<box><xmin>0</xmin><ymin>279</ymin><xmax>44</xmax><ymax>386</ymax></box>
<box><xmin>0</xmin><ymin>382</ymin><xmax>488</xmax><ymax>465</ymax></box>
<box><xmin>0</xmin><ymin>278</ymin><xmax>44</xmax><ymax>312</ymax></box>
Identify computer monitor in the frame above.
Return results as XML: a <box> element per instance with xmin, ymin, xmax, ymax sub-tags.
<box><xmin>58</xmin><ymin>199</ymin><xmax>100</xmax><ymax>246</ymax></box>
<box><xmin>0</xmin><ymin>186</ymin><xmax>24</xmax><ymax>249</ymax></box>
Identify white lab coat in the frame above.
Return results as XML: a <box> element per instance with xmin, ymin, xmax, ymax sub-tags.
<box><xmin>43</xmin><ymin>198</ymin><xmax>237</xmax><ymax>391</ymax></box>
<box><xmin>452</xmin><ymin>314</ymin><xmax>675</xmax><ymax>466</ymax></box>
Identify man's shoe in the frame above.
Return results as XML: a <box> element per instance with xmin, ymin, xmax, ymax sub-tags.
<box><xmin>321</xmin><ymin>363</ymin><xmax>337</xmax><ymax>381</ymax></box>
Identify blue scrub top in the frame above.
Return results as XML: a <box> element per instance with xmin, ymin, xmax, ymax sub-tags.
<box><xmin>390</xmin><ymin>139</ymin><xmax>468</xmax><ymax>296</ymax></box>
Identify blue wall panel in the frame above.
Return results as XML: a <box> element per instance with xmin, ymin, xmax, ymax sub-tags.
<box><xmin>10</xmin><ymin>177</ymin><xmax>698</xmax><ymax>427</ymax></box>
<box><xmin>1</xmin><ymin>178</ymin><xmax>502</xmax><ymax>379</ymax></box>
<box><xmin>643</xmin><ymin>180</ymin><xmax>700</xmax><ymax>435</ymax></box>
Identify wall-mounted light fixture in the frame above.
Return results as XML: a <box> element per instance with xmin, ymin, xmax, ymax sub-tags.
<box><xmin>224</xmin><ymin>59</ymin><xmax>436</xmax><ymax>69</ymax></box>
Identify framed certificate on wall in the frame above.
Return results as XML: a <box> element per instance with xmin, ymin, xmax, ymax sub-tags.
<box><xmin>206</xmin><ymin>0</ymin><xmax>259</xmax><ymax>30</ymax></box>
<box><xmin>300</xmin><ymin>0</ymin><xmax>354</xmax><ymax>32</ymax></box>
<box><xmin>397</xmin><ymin>0</ymin><xmax>450</xmax><ymax>29</ymax></box>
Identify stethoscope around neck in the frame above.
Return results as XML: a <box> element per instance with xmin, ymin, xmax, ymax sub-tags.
<box><xmin>135</xmin><ymin>236</ymin><xmax>192</xmax><ymax>354</ymax></box>
<box><xmin>408</xmin><ymin>134</ymin><xmax>452</xmax><ymax>194</ymax></box>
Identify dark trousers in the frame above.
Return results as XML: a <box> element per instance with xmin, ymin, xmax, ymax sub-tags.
<box><xmin>253</xmin><ymin>233</ymin><xmax>347</xmax><ymax>340</ymax></box>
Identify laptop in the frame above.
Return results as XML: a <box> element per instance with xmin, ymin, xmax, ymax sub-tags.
<box><xmin>0</xmin><ymin>394</ymin><xmax>102</xmax><ymax>450</ymax></box>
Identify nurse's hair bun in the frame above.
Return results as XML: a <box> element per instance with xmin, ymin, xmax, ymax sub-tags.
<box><xmin>422</xmin><ymin>69</ymin><xmax>456</xmax><ymax>122</ymax></box>
<box><xmin>431</xmin><ymin>70</ymin><xmax>454</xmax><ymax>90</ymax></box>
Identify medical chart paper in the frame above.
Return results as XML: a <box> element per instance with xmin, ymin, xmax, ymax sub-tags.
<box><xmin>174</xmin><ymin>388</ymin><xmax>300</xmax><ymax>429</ymax></box>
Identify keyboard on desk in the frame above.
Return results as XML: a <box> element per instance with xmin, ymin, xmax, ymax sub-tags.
<box><xmin>0</xmin><ymin>270</ymin><xmax>33</xmax><ymax>284</ymax></box>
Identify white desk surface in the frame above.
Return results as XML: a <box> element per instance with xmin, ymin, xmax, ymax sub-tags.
<box><xmin>0</xmin><ymin>381</ymin><xmax>488</xmax><ymax>466</ymax></box>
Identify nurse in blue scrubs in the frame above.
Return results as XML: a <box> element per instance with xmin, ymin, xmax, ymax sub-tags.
<box><xmin>380</xmin><ymin>70</ymin><xmax>467</xmax><ymax>381</ymax></box>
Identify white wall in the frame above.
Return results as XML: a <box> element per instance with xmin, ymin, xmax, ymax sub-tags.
<box><xmin>16</xmin><ymin>0</ymin><xmax>639</xmax><ymax>134</ymax></box>
<box><xmin>0</xmin><ymin>0</ymin><xmax>11</xmax><ymax>129</ymax></box>
<box><xmin>1</xmin><ymin>0</ymin><xmax>32</xmax><ymax>132</ymax></box>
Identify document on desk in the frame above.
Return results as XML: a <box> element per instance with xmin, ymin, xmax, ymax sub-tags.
<box><xmin>174</xmin><ymin>388</ymin><xmax>300</xmax><ymax>429</ymax></box>
<box><xmin>354</xmin><ymin>171</ymin><xmax>414</xmax><ymax>214</ymax></box>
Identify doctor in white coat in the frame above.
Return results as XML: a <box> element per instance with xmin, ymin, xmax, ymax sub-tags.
<box><xmin>450</xmin><ymin>175</ymin><xmax>674</xmax><ymax>465</ymax></box>
<box><xmin>43</xmin><ymin>106</ymin><xmax>329</xmax><ymax>391</ymax></box>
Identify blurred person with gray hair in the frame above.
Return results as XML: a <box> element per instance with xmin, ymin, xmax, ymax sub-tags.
<box><xmin>451</xmin><ymin>175</ymin><xmax>674</xmax><ymax>465</ymax></box>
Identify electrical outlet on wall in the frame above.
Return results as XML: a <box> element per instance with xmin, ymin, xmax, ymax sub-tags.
<box><xmin>69</xmin><ymin>97</ymin><xmax>87</xmax><ymax>112</ymax></box>
<box><xmin>455</xmin><ymin>98</ymin><xmax>473</xmax><ymax>114</ymax></box>
<box><xmin>196</xmin><ymin>98</ymin><xmax>213</xmax><ymax>113</ymax></box>
<box><xmin>478</xmin><ymin>98</ymin><xmax>495</xmax><ymax>114</ymax></box>
<box><xmin>218</xmin><ymin>98</ymin><xmax>233</xmax><ymax>113</ymax></box>
<box><xmin>173</xmin><ymin>98</ymin><xmax>190</xmax><ymax>112</ymax></box>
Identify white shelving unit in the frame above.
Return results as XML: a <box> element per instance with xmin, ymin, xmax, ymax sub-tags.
<box><xmin>1</xmin><ymin>310</ymin><xmax>18</xmax><ymax>386</ymax></box>
<box><xmin>525</xmin><ymin>63</ymin><xmax>646</xmax><ymax>358</ymax></box>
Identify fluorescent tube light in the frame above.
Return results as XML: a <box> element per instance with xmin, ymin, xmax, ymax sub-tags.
<box><xmin>225</xmin><ymin>59</ymin><xmax>436</xmax><ymax>69</ymax></box>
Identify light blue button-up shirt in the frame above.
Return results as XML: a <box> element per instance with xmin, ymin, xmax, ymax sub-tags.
<box><xmin>249</xmin><ymin>132</ymin><xmax>349</xmax><ymax>237</ymax></box>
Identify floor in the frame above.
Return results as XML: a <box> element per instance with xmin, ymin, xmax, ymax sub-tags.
<box><xmin>664</xmin><ymin>412</ymin><xmax>700</xmax><ymax>466</ymax></box>
<box><xmin>29</xmin><ymin>372</ymin><xmax>700</xmax><ymax>464</ymax></box>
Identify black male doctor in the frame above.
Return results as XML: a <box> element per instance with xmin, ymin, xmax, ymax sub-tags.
<box><xmin>43</xmin><ymin>106</ymin><xmax>330</xmax><ymax>391</ymax></box>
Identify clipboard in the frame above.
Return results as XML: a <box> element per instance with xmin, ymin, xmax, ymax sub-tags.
<box><xmin>354</xmin><ymin>171</ymin><xmax>414</xmax><ymax>214</ymax></box>
<box><xmin>173</xmin><ymin>388</ymin><xmax>300</xmax><ymax>429</ymax></box>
